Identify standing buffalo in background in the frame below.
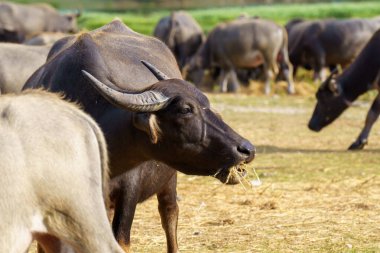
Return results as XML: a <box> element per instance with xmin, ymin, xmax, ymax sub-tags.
<box><xmin>0</xmin><ymin>2</ymin><xmax>79</xmax><ymax>43</ymax></box>
<box><xmin>153</xmin><ymin>11</ymin><xmax>205</xmax><ymax>69</ymax></box>
<box><xmin>24</xmin><ymin>19</ymin><xmax>255</xmax><ymax>253</ymax></box>
<box><xmin>0</xmin><ymin>43</ymin><xmax>50</xmax><ymax>94</ymax></box>
<box><xmin>0</xmin><ymin>90</ymin><xmax>124</xmax><ymax>253</ymax></box>
<box><xmin>287</xmin><ymin>17</ymin><xmax>380</xmax><ymax>82</ymax></box>
<box><xmin>184</xmin><ymin>18</ymin><xmax>294</xmax><ymax>94</ymax></box>
<box><xmin>308</xmin><ymin>29</ymin><xmax>380</xmax><ymax>150</ymax></box>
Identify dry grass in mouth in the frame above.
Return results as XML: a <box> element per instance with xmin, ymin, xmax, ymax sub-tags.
<box><xmin>226</xmin><ymin>164</ymin><xmax>262</xmax><ymax>190</ymax></box>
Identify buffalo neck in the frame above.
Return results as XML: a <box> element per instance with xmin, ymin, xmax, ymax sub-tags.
<box><xmin>338</xmin><ymin>68</ymin><xmax>371</xmax><ymax>102</ymax></box>
<box><xmin>82</xmin><ymin>96</ymin><xmax>155</xmax><ymax>177</ymax></box>
<box><xmin>338</xmin><ymin>31</ymin><xmax>380</xmax><ymax>102</ymax></box>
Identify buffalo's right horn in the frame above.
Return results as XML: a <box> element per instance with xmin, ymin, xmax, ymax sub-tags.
<box><xmin>141</xmin><ymin>60</ymin><xmax>169</xmax><ymax>80</ymax></box>
<box><xmin>320</xmin><ymin>68</ymin><xmax>338</xmax><ymax>90</ymax></box>
<box><xmin>82</xmin><ymin>70</ymin><xmax>170</xmax><ymax>112</ymax></box>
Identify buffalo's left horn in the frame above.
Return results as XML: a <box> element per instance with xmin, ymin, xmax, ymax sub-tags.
<box><xmin>82</xmin><ymin>70</ymin><xmax>170</xmax><ymax>112</ymax></box>
<box><xmin>141</xmin><ymin>60</ymin><xmax>169</xmax><ymax>80</ymax></box>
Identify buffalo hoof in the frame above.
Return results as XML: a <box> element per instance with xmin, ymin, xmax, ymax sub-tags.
<box><xmin>287</xmin><ymin>86</ymin><xmax>295</xmax><ymax>95</ymax></box>
<box><xmin>264</xmin><ymin>86</ymin><xmax>271</xmax><ymax>95</ymax></box>
<box><xmin>348</xmin><ymin>139</ymin><xmax>368</xmax><ymax>150</ymax></box>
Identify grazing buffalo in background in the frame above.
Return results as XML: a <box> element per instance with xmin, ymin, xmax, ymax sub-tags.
<box><xmin>308</xmin><ymin>29</ymin><xmax>380</xmax><ymax>150</ymax></box>
<box><xmin>153</xmin><ymin>11</ymin><xmax>205</xmax><ymax>69</ymax></box>
<box><xmin>24</xmin><ymin>19</ymin><xmax>255</xmax><ymax>253</ymax></box>
<box><xmin>184</xmin><ymin>18</ymin><xmax>294</xmax><ymax>94</ymax></box>
<box><xmin>0</xmin><ymin>90</ymin><xmax>124</xmax><ymax>253</ymax></box>
<box><xmin>0</xmin><ymin>43</ymin><xmax>50</xmax><ymax>94</ymax></box>
<box><xmin>23</xmin><ymin>32</ymin><xmax>68</xmax><ymax>45</ymax></box>
<box><xmin>287</xmin><ymin>17</ymin><xmax>380</xmax><ymax>82</ymax></box>
<box><xmin>0</xmin><ymin>2</ymin><xmax>79</xmax><ymax>43</ymax></box>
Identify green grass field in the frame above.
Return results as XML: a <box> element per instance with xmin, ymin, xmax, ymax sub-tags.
<box><xmin>78</xmin><ymin>1</ymin><xmax>380</xmax><ymax>35</ymax></box>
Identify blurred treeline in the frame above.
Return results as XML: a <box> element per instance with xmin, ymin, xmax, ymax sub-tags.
<box><xmin>8</xmin><ymin>0</ymin><xmax>380</xmax><ymax>11</ymax></box>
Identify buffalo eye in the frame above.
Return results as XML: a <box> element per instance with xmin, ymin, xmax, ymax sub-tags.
<box><xmin>179</xmin><ymin>105</ymin><xmax>193</xmax><ymax>115</ymax></box>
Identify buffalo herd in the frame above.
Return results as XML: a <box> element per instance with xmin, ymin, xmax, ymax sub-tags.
<box><xmin>0</xmin><ymin>2</ymin><xmax>379</xmax><ymax>253</ymax></box>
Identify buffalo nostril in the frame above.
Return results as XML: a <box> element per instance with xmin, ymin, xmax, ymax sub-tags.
<box><xmin>237</xmin><ymin>141</ymin><xmax>256</xmax><ymax>160</ymax></box>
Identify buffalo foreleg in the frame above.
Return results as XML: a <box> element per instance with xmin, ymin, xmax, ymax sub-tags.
<box><xmin>226</xmin><ymin>69</ymin><xmax>240</xmax><ymax>93</ymax></box>
<box><xmin>349</xmin><ymin>93</ymin><xmax>380</xmax><ymax>150</ymax></box>
<box><xmin>263</xmin><ymin>65</ymin><xmax>273</xmax><ymax>95</ymax></box>
<box><xmin>277</xmin><ymin>46</ymin><xmax>295</xmax><ymax>94</ymax></box>
<box><xmin>306</xmin><ymin>42</ymin><xmax>326</xmax><ymax>83</ymax></box>
<box><xmin>218</xmin><ymin>67</ymin><xmax>240</xmax><ymax>93</ymax></box>
<box><xmin>111</xmin><ymin>180</ymin><xmax>138</xmax><ymax>253</ymax></box>
<box><xmin>157</xmin><ymin>173</ymin><xmax>179</xmax><ymax>253</ymax></box>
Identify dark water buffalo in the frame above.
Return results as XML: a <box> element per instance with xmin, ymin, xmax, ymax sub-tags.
<box><xmin>0</xmin><ymin>43</ymin><xmax>50</xmax><ymax>94</ymax></box>
<box><xmin>184</xmin><ymin>18</ymin><xmax>294</xmax><ymax>94</ymax></box>
<box><xmin>0</xmin><ymin>90</ymin><xmax>124</xmax><ymax>253</ymax></box>
<box><xmin>287</xmin><ymin>17</ymin><xmax>380</xmax><ymax>81</ymax></box>
<box><xmin>308</xmin><ymin>29</ymin><xmax>380</xmax><ymax>150</ymax></box>
<box><xmin>153</xmin><ymin>11</ymin><xmax>205</xmax><ymax>69</ymax></box>
<box><xmin>24</xmin><ymin>19</ymin><xmax>255</xmax><ymax>252</ymax></box>
<box><xmin>0</xmin><ymin>2</ymin><xmax>79</xmax><ymax>43</ymax></box>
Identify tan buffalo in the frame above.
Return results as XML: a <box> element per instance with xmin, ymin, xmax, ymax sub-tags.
<box><xmin>0</xmin><ymin>90</ymin><xmax>124</xmax><ymax>253</ymax></box>
<box><xmin>0</xmin><ymin>43</ymin><xmax>50</xmax><ymax>94</ymax></box>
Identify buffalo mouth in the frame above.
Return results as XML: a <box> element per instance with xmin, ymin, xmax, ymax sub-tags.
<box><xmin>308</xmin><ymin>122</ymin><xmax>322</xmax><ymax>132</ymax></box>
<box><xmin>213</xmin><ymin>163</ymin><xmax>248</xmax><ymax>185</ymax></box>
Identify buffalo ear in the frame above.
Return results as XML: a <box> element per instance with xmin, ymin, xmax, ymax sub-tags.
<box><xmin>133</xmin><ymin>113</ymin><xmax>161</xmax><ymax>144</ymax></box>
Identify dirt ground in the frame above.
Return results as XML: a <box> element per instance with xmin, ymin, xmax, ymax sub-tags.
<box><xmin>29</xmin><ymin>82</ymin><xmax>380</xmax><ymax>252</ymax></box>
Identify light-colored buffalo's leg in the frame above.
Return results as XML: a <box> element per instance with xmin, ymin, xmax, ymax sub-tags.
<box><xmin>263</xmin><ymin>64</ymin><xmax>273</xmax><ymax>95</ymax></box>
<box><xmin>349</xmin><ymin>93</ymin><xmax>380</xmax><ymax>150</ymax></box>
<box><xmin>218</xmin><ymin>68</ymin><xmax>229</xmax><ymax>93</ymax></box>
<box><xmin>157</xmin><ymin>173</ymin><xmax>179</xmax><ymax>253</ymax></box>
<box><xmin>49</xmin><ymin>207</ymin><xmax>124</xmax><ymax>253</ymax></box>
<box><xmin>279</xmin><ymin>47</ymin><xmax>295</xmax><ymax>94</ymax></box>
<box><xmin>42</xmin><ymin>182</ymin><xmax>124</xmax><ymax>253</ymax></box>
<box><xmin>263</xmin><ymin>51</ymin><xmax>278</xmax><ymax>95</ymax></box>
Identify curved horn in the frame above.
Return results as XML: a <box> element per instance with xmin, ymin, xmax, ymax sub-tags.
<box><xmin>141</xmin><ymin>60</ymin><xmax>169</xmax><ymax>80</ymax></box>
<box><xmin>81</xmin><ymin>70</ymin><xmax>170</xmax><ymax>112</ymax></box>
<box><xmin>320</xmin><ymin>68</ymin><xmax>339</xmax><ymax>90</ymax></box>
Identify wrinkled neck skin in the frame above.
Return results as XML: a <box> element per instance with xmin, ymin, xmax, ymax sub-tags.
<box><xmin>84</xmin><ymin>98</ymin><xmax>155</xmax><ymax>178</ymax></box>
